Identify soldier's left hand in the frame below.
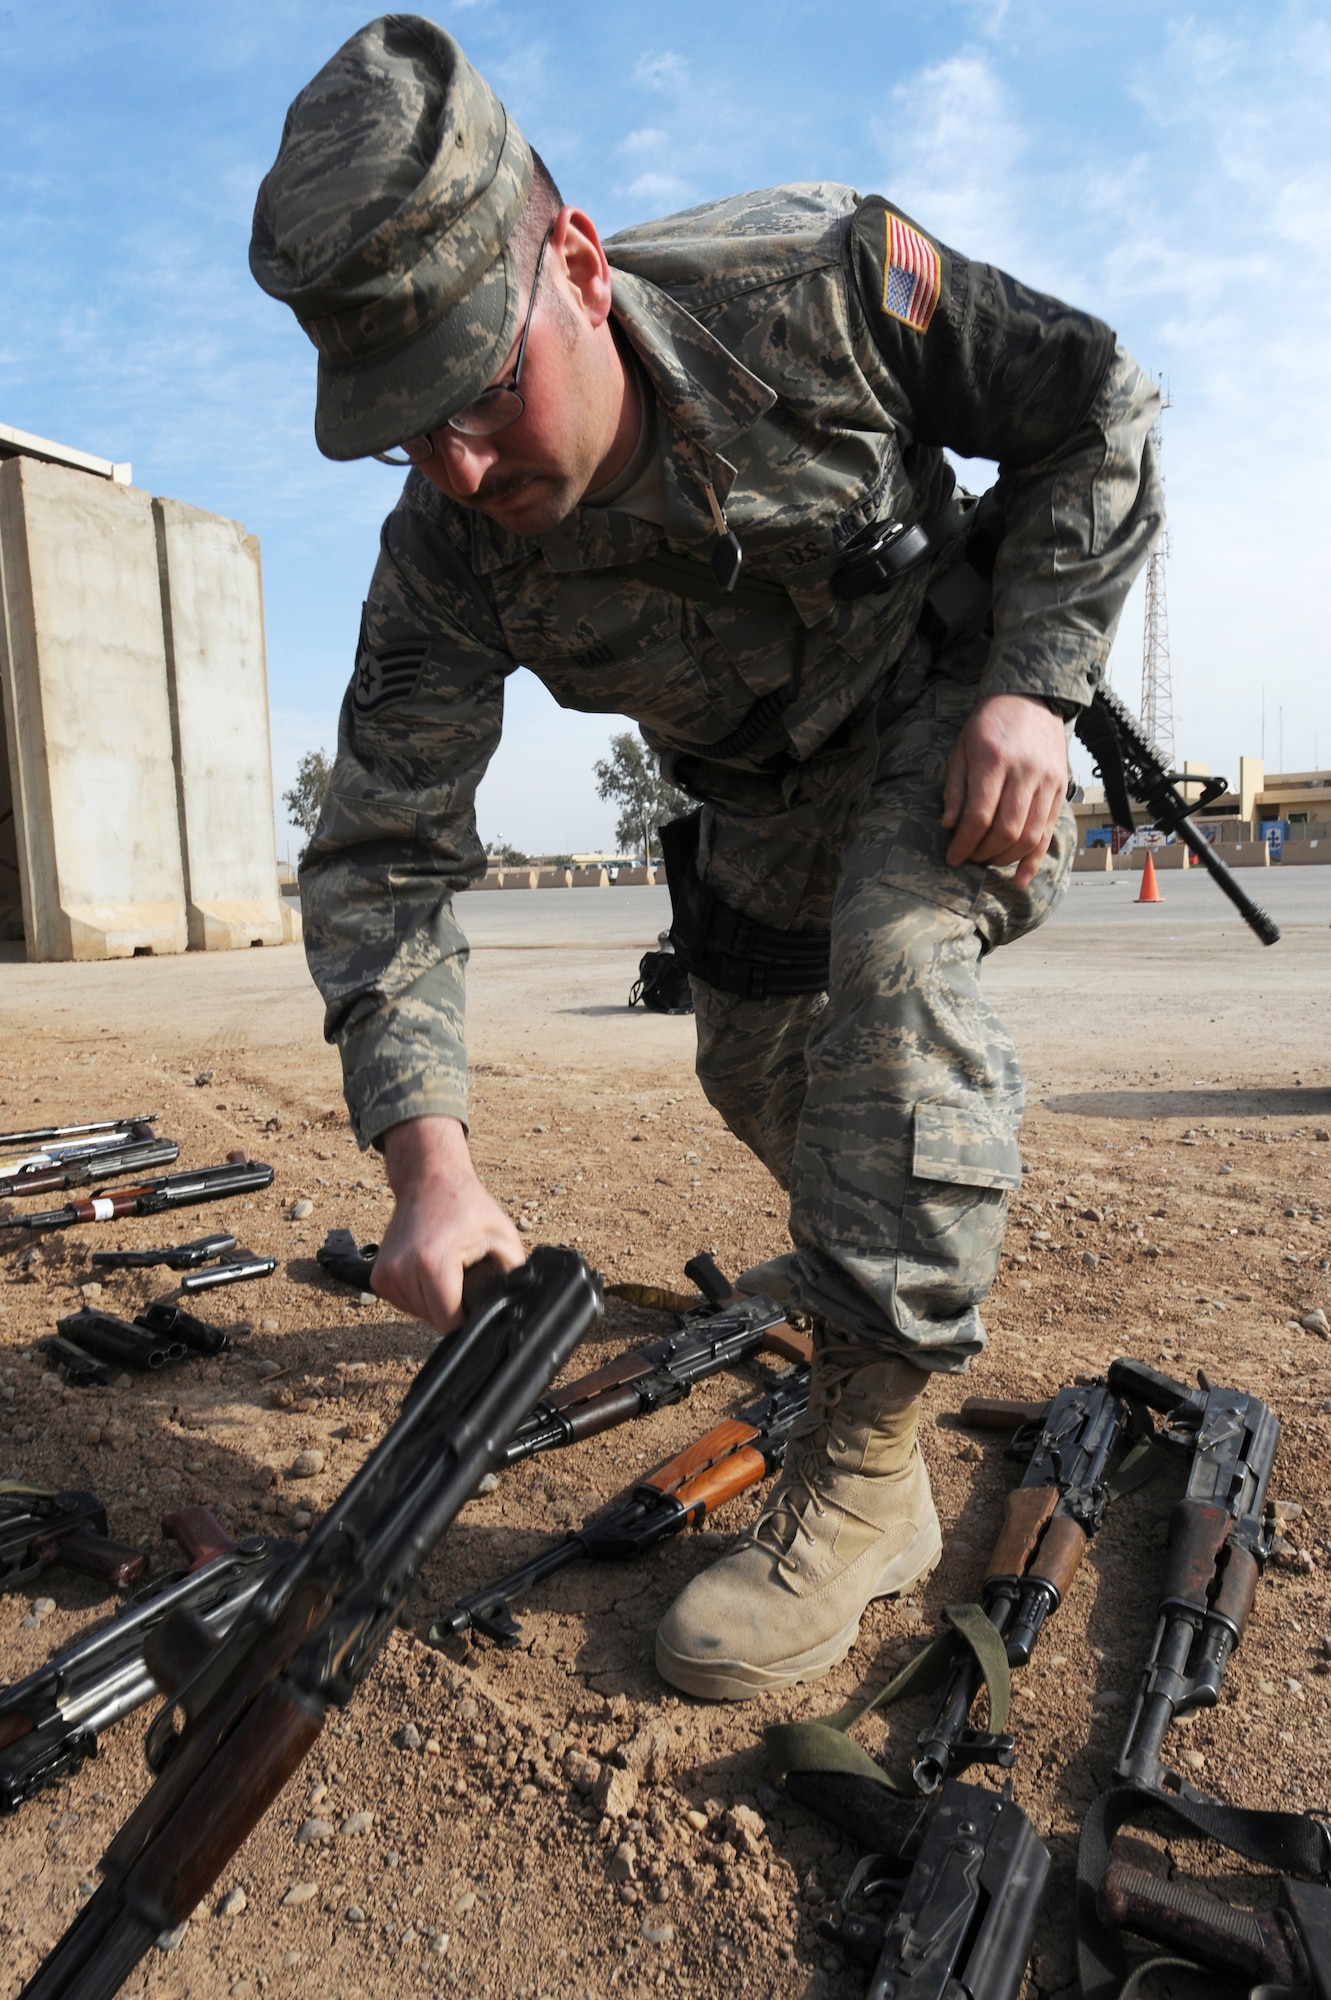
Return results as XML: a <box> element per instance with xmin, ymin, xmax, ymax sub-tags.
<box><xmin>941</xmin><ymin>694</ymin><xmax>1069</xmax><ymax>889</ymax></box>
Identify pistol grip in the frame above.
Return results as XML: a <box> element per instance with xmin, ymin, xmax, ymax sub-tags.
<box><xmin>162</xmin><ymin>1507</ymin><xmax>237</xmax><ymax>1571</ymax></box>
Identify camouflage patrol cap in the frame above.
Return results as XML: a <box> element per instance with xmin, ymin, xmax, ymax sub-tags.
<box><xmin>250</xmin><ymin>15</ymin><xmax>533</xmax><ymax>460</ymax></box>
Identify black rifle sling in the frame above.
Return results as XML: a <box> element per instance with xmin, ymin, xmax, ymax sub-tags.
<box><xmin>1077</xmin><ymin>1785</ymin><xmax>1331</xmax><ymax>2000</ymax></box>
<box><xmin>765</xmin><ymin>1601</ymin><xmax>1012</xmax><ymax>1795</ymax></box>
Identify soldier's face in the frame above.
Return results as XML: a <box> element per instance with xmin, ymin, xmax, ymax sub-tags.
<box><xmin>417</xmin><ymin>211</ymin><xmax>638</xmax><ymax>535</ymax></box>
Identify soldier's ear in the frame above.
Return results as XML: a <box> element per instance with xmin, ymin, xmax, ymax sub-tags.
<box><xmin>552</xmin><ymin>207</ymin><xmax>614</xmax><ymax>328</ymax></box>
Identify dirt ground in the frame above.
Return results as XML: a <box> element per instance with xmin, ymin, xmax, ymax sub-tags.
<box><xmin>0</xmin><ymin>881</ymin><xmax>1328</xmax><ymax>2000</ymax></box>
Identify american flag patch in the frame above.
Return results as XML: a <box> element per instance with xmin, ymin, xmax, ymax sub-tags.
<box><xmin>881</xmin><ymin>213</ymin><xmax>941</xmax><ymax>333</ymax></box>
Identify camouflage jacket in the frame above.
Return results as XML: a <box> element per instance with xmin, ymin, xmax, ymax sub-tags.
<box><xmin>301</xmin><ymin>183</ymin><xmax>1162</xmax><ymax>1146</ymax></box>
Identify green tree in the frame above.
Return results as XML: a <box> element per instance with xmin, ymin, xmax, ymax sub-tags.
<box><xmin>487</xmin><ymin>838</ymin><xmax>531</xmax><ymax>866</ymax></box>
<box><xmin>282</xmin><ymin>749</ymin><xmax>333</xmax><ymax>856</ymax></box>
<box><xmin>593</xmin><ymin>732</ymin><xmax>690</xmax><ymax>866</ymax></box>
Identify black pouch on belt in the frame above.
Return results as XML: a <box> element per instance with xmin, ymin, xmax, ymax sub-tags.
<box><xmin>657</xmin><ymin>809</ymin><xmax>831</xmax><ymax>1001</ymax></box>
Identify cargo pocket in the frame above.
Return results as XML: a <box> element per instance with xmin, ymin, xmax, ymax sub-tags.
<box><xmin>892</xmin><ymin>1102</ymin><xmax>1022</xmax><ymax>1346</ymax></box>
<box><xmin>911</xmin><ymin>1102</ymin><xmax>1022</xmax><ymax>1193</ymax></box>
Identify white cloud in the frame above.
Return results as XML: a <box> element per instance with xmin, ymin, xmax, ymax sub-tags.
<box><xmin>626</xmin><ymin>170</ymin><xmax>697</xmax><ymax>208</ymax></box>
<box><xmin>872</xmin><ymin>51</ymin><xmax>1029</xmax><ymax>263</ymax></box>
<box><xmin>621</xmin><ymin>127</ymin><xmax>669</xmax><ymax>156</ymax></box>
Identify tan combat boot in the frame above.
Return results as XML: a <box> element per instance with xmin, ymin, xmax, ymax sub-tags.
<box><xmin>655</xmin><ymin>1332</ymin><xmax>940</xmax><ymax>1701</ymax></box>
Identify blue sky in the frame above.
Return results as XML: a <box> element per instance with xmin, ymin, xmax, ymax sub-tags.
<box><xmin>3</xmin><ymin>1</ymin><xmax>1328</xmax><ymax>856</ymax></box>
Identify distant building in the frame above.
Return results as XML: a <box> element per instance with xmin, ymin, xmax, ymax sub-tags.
<box><xmin>1073</xmin><ymin>755</ymin><xmax>1331</xmax><ymax>859</ymax></box>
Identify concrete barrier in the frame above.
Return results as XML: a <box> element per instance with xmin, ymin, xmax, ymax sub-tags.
<box><xmin>1073</xmin><ymin>847</ymin><xmax>1114</xmax><ymax>872</ymax></box>
<box><xmin>616</xmin><ymin>865</ymin><xmax>657</xmax><ymax>886</ymax></box>
<box><xmin>537</xmin><ymin>867</ymin><xmax>573</xmax><ymax>888</ymax></box>
<box><xmin>154</xmin><ymin>498</ymin><xmax>284</xmax><ymax>950</ymax></box>
<box><xmin>1127</xmin><ymin>844</ymin><xmax>1193</xmax><ymax>870</ymax></box>
<box><xmin>0</xmin><ymin>457</ymin><xmax>187</xmax><ymax>958</ymax></box>
<box><xmin>1223</xmin><ymin>842</ymin><xmax>1271</xmax><ymax>868</ymax></box>
<box><xmin>574</xmin><ymin>867</ymin><xmax>610</xmax><ymax>888</ymax></box>
<box><xmin>501</xmin><ymin>866</ymin><xmax>539</xmax><ymax>890</ymax></box>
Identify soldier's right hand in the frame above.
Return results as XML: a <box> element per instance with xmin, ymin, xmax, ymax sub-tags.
<box><xmin>374</xmin><ymin>1115</ymin><xmax>526</xmax><ymax>1332</ymax></box>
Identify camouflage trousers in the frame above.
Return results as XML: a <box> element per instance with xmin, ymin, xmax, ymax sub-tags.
<box><xmin>690</xmin><ymin>637</ymin><xmax>1074</xmax><ymax>1372</ymax></box>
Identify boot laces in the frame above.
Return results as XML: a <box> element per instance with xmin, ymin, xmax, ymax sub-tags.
<box><xmin>740</xmin><ymin>1344</ymin><xmax>864</xmax><ymax>1573</ymax></box>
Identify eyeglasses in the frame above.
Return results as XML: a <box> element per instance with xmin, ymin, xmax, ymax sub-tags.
<box><xmin>373</xmin><ymin>228</ymin><xmax>554</xmax><ymax>465</ymax></box>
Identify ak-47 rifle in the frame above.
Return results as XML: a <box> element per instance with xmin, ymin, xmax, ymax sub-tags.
<box><xmin>0</xmin><ymin>1509</ymin><xmax>282</xmax><ymax>1811</ymax></box>
<box><xmin>912</xmin><ymin>1376</ymin><xmax>1147</xmax><ymax>1793</ymax></box>
<box><xmin>768</xmin><ymin>1372</ymin><xmax>1152</xmax><ymax>2000</ymax></box>
<box><xmin>0</xmin><ymin>1116</ymin><xmax>160</xmax><ymax>1159</ymax></box>
<box><xmin>1068</xmin><ymin>1366</ymin><xmax>1331</xmax><ymax>2000</ymax></box>
<box><xmin>0</xmin><ymin>1136</ymin><xmax>180</xmax><ymax>1200</ymax></box>
<box><xmin>19</xmin><ymin>1246</ymin><xmax>600</xmax><ymax>2000</ymax></box>
<box><xmin>90</xmin><ymin>1234</ymin><xmax>238</xmax><ymax>1272</ymax></box>
<box><xmin>4</xmin><ymin>1157</ymin><xmax>274</xmax><ymax>1232</ymax></box>
<box><xmin>0</xmin><ymin>1487</ymin><xmax>146</xmax><ymax>1594</ymax></box>
<box><xmin>1075</xmin><ymin>686</ymin><xmax>1281</xmax><ymax>945</ymax></box>
<box><xmin>501</xmin><ymin>1252</ymin><xmax>808</xmax><ymax>1463</ymax></box>
<box><xmin>1103</xmin><ymin>1358</ymin><xmax>1280</xmax><ymax>1797</ymax></box>
<box><xmin>431</xmin><ymin>1360</ymin><xmax>810</xmax><ymax>1647</ymax></box>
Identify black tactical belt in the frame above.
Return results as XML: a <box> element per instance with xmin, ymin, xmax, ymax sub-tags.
<box><xmin>657</xmin><ymin>810</ymin><xmax>830</xmax><ymax>1001</ymax></box>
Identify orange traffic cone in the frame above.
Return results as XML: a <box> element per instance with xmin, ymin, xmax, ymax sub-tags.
<box><xmin>1136</xmin><ymin>851</ymin><xmax>1163</xmax><ymax>903</ymax></box>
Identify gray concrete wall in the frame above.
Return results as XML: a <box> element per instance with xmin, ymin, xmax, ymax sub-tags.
<box><xmin>154</xmin><ymin>497</ymin><xmax>284</xmax><ymax>950</ymax></box>
<box><xmin>0</xmin><ymin>457</ymin><xmax>187</xmax><ymax>959</ymax></box>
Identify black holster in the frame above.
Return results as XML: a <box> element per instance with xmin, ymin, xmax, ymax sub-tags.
<box><xmin>657</xmin><ymin>810</ymin><xmax>830</xmax><ymax>1000</ymax></box>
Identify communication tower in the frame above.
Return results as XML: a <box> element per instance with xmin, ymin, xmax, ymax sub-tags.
<box><xmin>1140</xmin><ymin>386</ymin><xmax>1175</xmax><ymax>765</ymax></box>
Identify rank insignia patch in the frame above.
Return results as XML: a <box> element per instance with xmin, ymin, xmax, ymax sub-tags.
<box><xmin>352</xmin><ymin>638</ymin><xmax>428</xmax><ymax>716</ymax></box>
<box><xmin>882</xmin><ymin>213</ymin><xmax>941</xmax><ymax>333</ymax></box>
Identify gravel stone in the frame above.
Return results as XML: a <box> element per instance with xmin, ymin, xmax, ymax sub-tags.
<box><xmin>592</xmin><ymin>1764</ymin><xmax>639</xmax><ymax>1818</ymax></box>
<box><xmin>296</xmin><ymin>1817</ymin><xmax>334</xmax><ymax>1845</ymax></box>
<box><xmin>608</xmin><ymin>1842</ymin><xmax>637</xmax><ymax>1883</ymax></box>
<box><xmin>1300</xmin><ymin>1309</ymin><xmax>1329</xmax><ymax>1336</ymax></box>
<box><xmin>641</xmin><ymin>1920</ymin><xmax>675</xmax><ymax>1944</ymax></box>
<box><xmin>394</xmin><ymin>1722</ymin><xmax>422</xmax><ymax>1751</ymax></box>
<box><xmin>282</xmin><ymin>1883</ymin><xmax>318</xmax><ymax>1906</ymax></box>
<box><xmin>290</xmin><ymin>1450</ymin><xmax>324</xmax><ymax>1478</ymax></box>
<box><xmin>563</xmin><ymin>1750</ymin><xmax>601</xmax><ymax>1794</ymax></box>
<box><xmin>290</xmin><ymin>1200</ymin><xmax>314</xmax><ymax>1219</ymax></box>
<box><xmin>217</xmin><ymin>1887</ymin><xmax>247</xmax><ymax>1916</ymax></box>
<box><xmin>339</xmin><ymin>1809</ymin><xmax>373</xmax><ymax>1836</ymax></box>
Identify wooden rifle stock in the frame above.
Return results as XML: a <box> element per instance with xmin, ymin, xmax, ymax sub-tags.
<box><xmin>984</xmin><ymin>1485</ymin><xmax>1059</xmax><ymax>1584</ymax></box>
<box><xmin>958</xmin><ymin>1396</ymin><xmax>1051</xmax><ymax>1430</ymax></box>
<box><xmin>1158</xmin><ymin>1499</ymin><xmax>1233</xmax><ymax>1612</ymax></box>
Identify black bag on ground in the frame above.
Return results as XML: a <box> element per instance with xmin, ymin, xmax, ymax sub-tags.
<box><xmin>629</xmin><ymin>936</ymin><xmax>693</xmax><ymax>1014</ymax></box>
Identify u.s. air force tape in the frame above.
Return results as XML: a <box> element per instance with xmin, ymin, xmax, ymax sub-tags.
<box><xmin>352</xmin><ymin>638</ymin><xmax>429</xmax><ymax>716</ymax></box>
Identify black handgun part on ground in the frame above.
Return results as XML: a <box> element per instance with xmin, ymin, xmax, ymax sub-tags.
<box><xmin>315</xmin><ymin>1228</ymin><xmax>379</xmax><ymax>1291</ymax></box>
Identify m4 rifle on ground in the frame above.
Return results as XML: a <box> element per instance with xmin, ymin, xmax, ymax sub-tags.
<box><xmin>0</xmin><ymin>1509</ymin><xmax>281</xmax><ymax>1811</ymax></box>
<box><xmin>19</xmin><ymin>1246</ymin><xmax>601</xmax><ymax>2000</ymax></box>
<box><xmin>432</xmin><ymin>1359</ymin><xmax>810</xmax><ymax>1647</ymax></box>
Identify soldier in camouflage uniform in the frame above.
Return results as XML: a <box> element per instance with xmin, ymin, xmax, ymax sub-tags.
<box><xmin>251</xmin><ymin>16</ymin><xmax>1162</xmax><ymax>1700</ymax></box>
